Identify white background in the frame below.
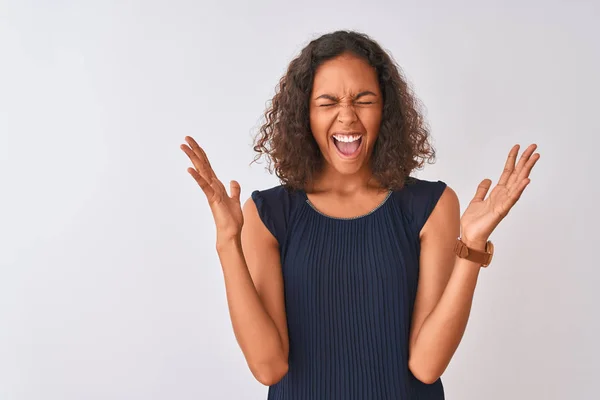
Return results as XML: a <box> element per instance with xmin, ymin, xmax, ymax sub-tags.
<box><xmin>1</xmin><ymin>0</ymin><xmax>598</xmax><ymax>399</ymax></box>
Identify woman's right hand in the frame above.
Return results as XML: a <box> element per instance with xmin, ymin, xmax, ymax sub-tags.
<box><xmin>180</xmin><ymin>136</ymin><xmax>243</xmax><ymax>244</ymax></box>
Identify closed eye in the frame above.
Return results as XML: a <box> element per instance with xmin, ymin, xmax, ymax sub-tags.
<box><xmin>319</xmin><ymin>101</ymin><xmax>374</xmax><ymax>107</ymax></box>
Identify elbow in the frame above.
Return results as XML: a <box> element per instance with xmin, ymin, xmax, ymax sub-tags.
<box><xmin>250</xmin><ymin>358</ymin><xmax>289</xmax><ymax>386</ymax></box>
<box><xmin>414</xmin><ymin>372</ymin><xmax>440</xmax><ymax>386</ymax></box>
<box><xmin>408</xmin><ymin>357</ymin><xmax>441</xmax><ymax>385</ymax></box>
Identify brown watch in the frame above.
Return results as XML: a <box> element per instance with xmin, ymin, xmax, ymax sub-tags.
<box><xmin>454</xmin><ymin>237</ymin><xmax>494</xmax><ymax>267</ymax></box>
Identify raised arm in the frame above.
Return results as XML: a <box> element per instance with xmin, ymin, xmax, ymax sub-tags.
<box><xmin>180</xmin><ymin>136</ymin><xmax>288</xmax><ymax>386</ymax></box>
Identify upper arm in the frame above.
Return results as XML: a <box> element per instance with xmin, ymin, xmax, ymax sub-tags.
<box><xmin>409</xmin><ymin>186</ymin><xmax>461</xmax><ymax>355</ymax></box>
<box><xmin>240</xmin><ymin>197</ymin><xmax>289</xmax><ymax>360</ymax></box>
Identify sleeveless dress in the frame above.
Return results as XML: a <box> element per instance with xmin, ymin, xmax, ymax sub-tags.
<box><xmin>251</xmin><ymin>177</ymin><xmax>448</xmax><ymax>400</ymax></box>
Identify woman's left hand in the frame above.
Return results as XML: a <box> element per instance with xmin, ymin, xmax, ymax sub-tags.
<box><xmin>460</xmin><ymin>144</ymin><xmax>540</xmax><ymax>247</ymax></box>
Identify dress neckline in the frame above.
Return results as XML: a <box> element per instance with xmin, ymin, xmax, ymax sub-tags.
<box><xmin>301</xmin><ymin>189</ymin><xmax>393</xmax><ymax>221</ymax></box>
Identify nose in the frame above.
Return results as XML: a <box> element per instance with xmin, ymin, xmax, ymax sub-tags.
<box><xmin>336</xmin><ymin>103</ymin><xmax>358</xmax><ymax>125</ymax></box>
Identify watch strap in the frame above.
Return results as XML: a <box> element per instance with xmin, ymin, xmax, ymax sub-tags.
<box><xmin>454</xmin><ymin>237</ymin><xmax>494</xmax><ymax>267</ymax></box>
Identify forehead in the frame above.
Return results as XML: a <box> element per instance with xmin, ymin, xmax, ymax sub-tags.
<box><xmin>311</xmin><ymin>53</ymin><xmax>380</xmax><ymax>95</ymax></box>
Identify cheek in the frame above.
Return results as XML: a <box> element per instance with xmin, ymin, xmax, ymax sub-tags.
<box><xmin>357</xmin><ymin>108</ymin><xmax>383</xmax><ymax>135</ymax></box>
<box><xmin>310</xmin><ymin>110</ymin><xmax>335</xmax><ymax>141</ymax></box>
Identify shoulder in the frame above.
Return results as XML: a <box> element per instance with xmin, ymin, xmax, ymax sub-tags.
<box><xmin>243</xmin><ymin>184</ymin><xmax>288</xmax><ymax>222</ymax></box>
<box><xmin>399</xmin><ymin>176</ymin><xmax>457</xmax><ymax>204</ymax></box>
<box><xmin>401</xmin><ymin>176</ymin><xmax>448</xmax><ymax>197</ymax></box>
<box><xmin>249</xmin><ymin>184</ymin><xmax>293</xmax><ymax>204</ymax></box>
<box><xmin>243</xmin><ymin>184</ymin><xmax>304</xmax><ymax>247</ymax></box>
<box><xmin>246</xmin><ymin>184</ymin><xmax>304</xmax><ymax>217</ymax></box>
<box><xmin>406</xmin><ymin>178</ymin><xmax>460</xmax><ymax>238</ymax></box>
<box><xmin>393</xmin><ymin>176</ymin><xmax>459</xmax><ymax>233</ymax></box>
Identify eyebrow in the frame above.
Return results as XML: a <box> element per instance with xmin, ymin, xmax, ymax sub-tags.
<box><xmin>314</xmin><ymin>91</ymin><xmax>378</xmax><ymax>101</ymax></box>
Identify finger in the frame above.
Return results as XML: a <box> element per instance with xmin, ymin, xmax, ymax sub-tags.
<box><xmin>180</xmin><ymin>143</ymin><xmax>215</xmax><ymax>183</ymax></box>
<box><xmin>185</xmin><ymin>137</ymin><xmax>224</xmax><ymax>192</ymax></box>
<box><xmin>473</xmin><ymin>179</ymin><xmax>492</xmax><ymax>202</ymax></box>
<box><xmin>498</xmin><ymin>144</ymin><xmax>520</xmax><ymax>186</ymax></box>
<box><xmin>187</xmin><ymin>167</ymin><xmax>215</xmax><ymax>199</ymax></box>
<box><xmin>514</xmin><ymin>152</ymin><xmax>540</xmax><ymax>183</ymax></box>
<box><xmin>230</xmin><ymin>180</ymin><xmax>241</xmax><ymax>202</ymax></box>
<box><xmin>182</xmin><ymin>136</ymin><xmax>213</xmax><ymax>175</ymax></box>
<box><xmin>503</xmin><ymin>178</ymin><xmax>531</xmax><ymax>211</ymax></box>
<box><xmin>185</xmin><ymin>136</ymin><xmax>213</xmax><ymax>171</ymax></box>
<box><xmin>179</xmin><ymin>144</ymin><xmax>210</xmax><ymax>178</ymax></box>
<box><xmin>508</xmin><ymin>144</ymin><xmax>537</xmax><ymax>186</ymax></box>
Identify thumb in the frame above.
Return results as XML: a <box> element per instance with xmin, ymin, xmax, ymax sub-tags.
<box><xmin>229</xmin><ymin>180</ymin><xmax>241</xmax><ymax>201</ymax></box>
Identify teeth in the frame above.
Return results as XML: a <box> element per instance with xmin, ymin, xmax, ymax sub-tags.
<box><xmin>333</xmin><ymin>134</ymin><xmax>361</xmax><ymax>143</ymax></box>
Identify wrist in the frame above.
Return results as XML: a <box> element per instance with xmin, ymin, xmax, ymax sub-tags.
<box><xmin>216</xmin><ymin>234</ymin><xmax>242</xmax><ymax>253</ymax></box>
<box><xmin>460</xmin><ymin>234</ymin><xmax>488</xmax><ymax>251</ymax></box>
<box><xmin>454</xmin><ymin>235</ymin><xmax>495</xmax><ymax>268</ymax></box>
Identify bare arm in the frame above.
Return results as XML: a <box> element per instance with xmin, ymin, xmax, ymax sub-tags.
<box><xmin>215</xmin><ymin>198</ymin><xmax>289</xmax><ymax>386</ymax></box>
<box><xmin>408</xmin><ymin>187</ymin><xmax>468</xmax><ymax>383</ymax></box>
<box><xmin>407</xmin><ymin>186</ymin><xmax>483</xmax><ymax>384</ymax></box>
<box><xmin>179</xmin><ymin>136</ymin><xmax>288</xmax><ymax>386</ymax></box>
<box><xmin>408</xmin><ymin>144</ymin><xmax>539</xmax><ymax>383</ymax></box>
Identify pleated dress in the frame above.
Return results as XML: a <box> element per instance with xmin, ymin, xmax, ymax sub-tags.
<box><xmin>251</xmin><ymin>176</ymin><xmax>447</xmax><ymax>400</ymax></box>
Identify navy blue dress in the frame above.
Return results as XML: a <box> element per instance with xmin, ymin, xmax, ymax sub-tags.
<box><xmin>251</xmin><ymin>177</ymin><xmax>447</xmax><ymax>400</ymax></box>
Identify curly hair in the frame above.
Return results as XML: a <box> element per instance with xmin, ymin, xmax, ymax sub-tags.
<box><xmin>252</xmin><ymin>30</ymin><xmax>436</xmax><ymax>191</ymax></box>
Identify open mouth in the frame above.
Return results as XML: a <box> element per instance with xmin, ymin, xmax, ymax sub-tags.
<box><xmin>332</xmin><ymin>134</ymin><xmax>363</xmax><ymax>158</ymax></box>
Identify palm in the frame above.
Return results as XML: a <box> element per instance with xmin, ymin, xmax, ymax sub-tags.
<box><xmin>206</xmin><ymin>186</ymin><xmax>244</xmax><ymax>237</ymax></box>
<box><xmin>180</xmin><ymin>136</ymin><xmax>243</xmax><ymax>241</ymax></box>
<box><xmin>460</xmin><ymin>144</ymin><xmax>540</xmax><ymax>243</ymax></box>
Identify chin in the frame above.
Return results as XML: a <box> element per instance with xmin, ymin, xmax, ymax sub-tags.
<box><xmin>330</xmin><ymin>160</ymin><xmax>367</xmax><ymax>175</ymax></box>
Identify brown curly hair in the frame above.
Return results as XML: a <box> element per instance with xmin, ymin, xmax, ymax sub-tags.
<box><xmin>252</xmin><ymin>30</ymin><xmax>436</xmax><ymax>191</ymax></box>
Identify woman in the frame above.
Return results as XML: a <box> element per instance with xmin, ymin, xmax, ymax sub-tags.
<box><xmin>180</xmin><ymin>30</ymin><xmax>539</xmax><ymax>399</ymax></box>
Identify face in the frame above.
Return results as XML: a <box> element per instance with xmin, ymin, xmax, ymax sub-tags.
<box><xmin>309</xmin><ymin>53</ymin><xmax>383</xmax><ymax>176</ymax></box>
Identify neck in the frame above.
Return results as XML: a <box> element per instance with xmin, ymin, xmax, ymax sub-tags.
<box><xmin>309</xmin><ymin>163</ymin><xmax>383</xmax><ymax>195</ymax></box>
